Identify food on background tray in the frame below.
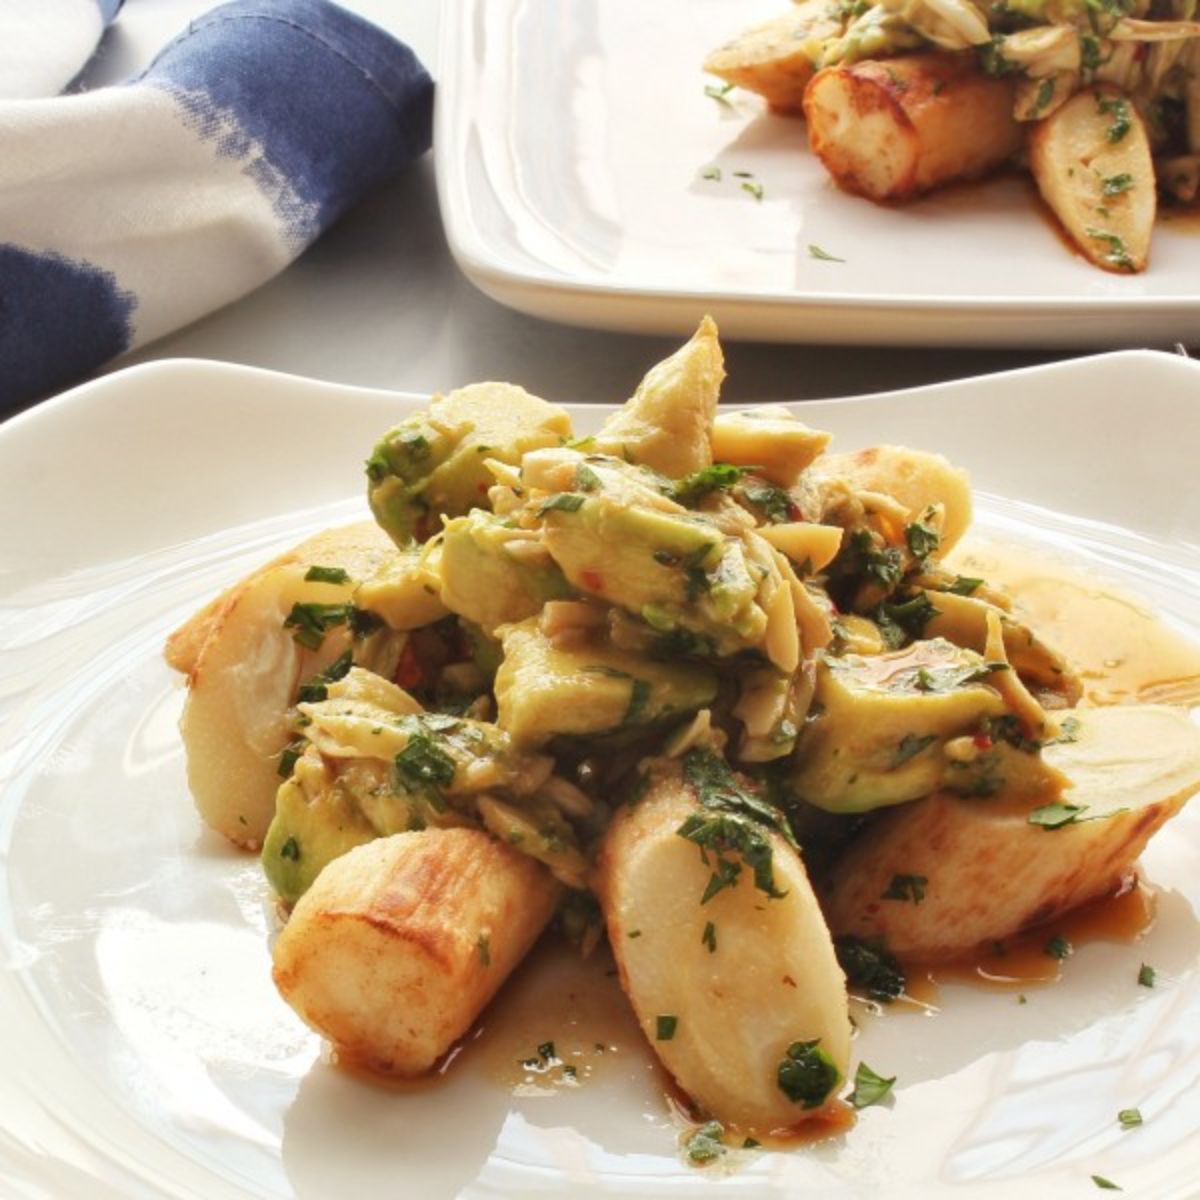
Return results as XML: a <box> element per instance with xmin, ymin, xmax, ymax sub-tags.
<box><xmin>167</xmin><ymin>318</ymin><xmax>1200</xmax><ymax>1147</ymax></box>
<box><xmin>704</xmin><ymin>0</ymin><xmax>1200</xmax><ymax>272</ymax></box>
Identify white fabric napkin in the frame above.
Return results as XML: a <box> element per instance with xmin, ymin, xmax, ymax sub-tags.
<box><xmin>1</xmin><ymin>0</ymin><xmax>433</xmax><ymax>409</ymax></box>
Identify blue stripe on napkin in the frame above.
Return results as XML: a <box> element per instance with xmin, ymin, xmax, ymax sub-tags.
<box><xmin>95</xmin><ymin>0</ymin><xmax>125</xmax><ymax>23</ymax></box>
<box><xmin>0</xmin><ymin>246</ymin><xmax>136</xmax><ymax>405</ymax></box>
<box><xmin>141</xmin><ymin>0</ymin><xmax>434</xmax><ymax>243</ymax></box>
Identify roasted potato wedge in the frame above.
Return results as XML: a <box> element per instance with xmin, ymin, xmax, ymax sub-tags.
<box><xmin>803</xmin><ymin>53</ymin><xmax>1020</xmax><ymax>202</ymax></box>
<box><xmin>823</xmin><ymin>704</ymin><xmax>1200</xmax><ymax>959</ymax></box>
<box><xmin>272</xmin><ymin>828</ymin><xmax>560</xmax><ymax>1075</ymax></box>
<box><xmin>704</xmin><ymin>2</ymin><xmax>846</xmax><ymax>113</ymax></box>
<box><xmin>1028</xmin><ymin>86</ymin><xmax>1155</xmax><ymax>273</ymax></box>
<box><xmin>598</xmin><ymin>767</ymin><xmax>851</xmax><ymax>1133</ymax></box>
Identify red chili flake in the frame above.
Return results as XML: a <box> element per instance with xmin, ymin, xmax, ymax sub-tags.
<box><xmin>788</xmin><ymin>502</ymin><xmax>805</xmax><ymax>521</ymax></box>
<box><xmin>477</xmin><ymin>481</ymin><xmax>489</xmax><ymax>494</ymax></box>
<box><xmin>973</xmin><ymin>733</ymin><xmax>994</xmax><ymax>750</ymax></box>
<box><xmin>581</xmin><ymin>569</ymin><xmax>604</xmax><ymax>592</ymax></box>
<box><xmin>395</xmin><ymin>643</ymin><xmax>425</xmax><ymax>691</ymax></box>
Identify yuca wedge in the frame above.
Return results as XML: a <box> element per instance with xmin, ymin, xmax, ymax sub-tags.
<box><xmin>272</xmin><ymin>828</ymin><xmax>560</xmax><ymax>1075</ymax></box>
<box><xmin>703</xmin><ymin>2</ymin><xmax>846</xmax><ymax>113</ymax></box>
<box><xmin>165</xmin><ymin>521</ymin><xmax>399</xmax><ymax>676</ymax></box>
<box><xmin>175</xmin><ymin>523</ymin><xmax>398</xmax><ymax>848</ymax></box>
<box><xmin>1028</xmin><ymin>86</ymin><xmax>1155</xmax><ymax>273</ymax></box>
<box><xmin>598</xmin><ymin>767</ymin><xmax>851</xmax><ymax>1132</ymax></box>
<box><xmin>819</xmin><ymin>444</ymin><xmax>973</xmax><ymax>553</ymax></box>
<box><xmin>824</xmin><ymin>704</ymin><xmax>1200</xmax><ymax>960</ymax></box>
<box><xmin>804</xmin><ymin>53</ymin><xmax>1021</xmax><ymax>202</ymax></box>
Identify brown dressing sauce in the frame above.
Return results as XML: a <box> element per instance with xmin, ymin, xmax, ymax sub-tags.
<box><xmin>333</xmin><ymin>536</ymin><xmax>1196</xmax><ymax>1161</ymax></box>
<box><xmin>948</xmin><ymin>538</ymin><xmax>1200</xmax><ymax>710</ymax></box>
<box><xmin>900</xmin><ymin>876</ymin><xmax>1156</xmax><ymax>1007</ymax></box>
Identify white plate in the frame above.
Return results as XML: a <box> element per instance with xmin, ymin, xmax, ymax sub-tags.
<box><xmin>436</xmin><ymin>0</ymin><xmax>1200</xmax><ymax>348</ymax></box>
<box><xmin>2</xmin><ymin>352</ymin><xmax>1200</xmax><ymax>1199</ymax></box>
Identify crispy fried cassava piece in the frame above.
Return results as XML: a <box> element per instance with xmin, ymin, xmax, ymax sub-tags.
<box><xmin>804</xmin><ymin>53</ymin><xmax>1021</xmax><ymax>202</ymax></box>
<box><xmin>598</xmin><ymin>767</ymin><xmax>851</xmax><ymax>1132</ymax></box>
<box><xmin>272</xmin><ymin>829</ymin><xmax>560</xmax><ymax>1075</ymax></box>
<box><xmin>1028</xmin><ymin>86</ymin><xmax>1155</xmax><ymax>273</ymax></box>
<box><xmin>174</xmin><ymin>523</ymin><xmax>400</xmax><ymax>849</ymax></box>
<box><xmin>703</xmin><ymin>2</ymin><xmax>846</xmax><ymax>113</ymax></box>
<box><xmin>823</xmin><ymin>704</ymin><xmax>1200</xmax><ymax>959</ymax></box>
<box><xmin>165</xmin><ymin>522</ymin><xmax>400</xmax><ymax>676</ymax></box>
<box><xmin>591</xmin><ymin>315</ymin><xmax>724</xmax><ymax>478</ymax></box>
<box><xmin>820</xmin><ymin>444</ymin><xmax>973</xmax><ymax>553</ymax></box>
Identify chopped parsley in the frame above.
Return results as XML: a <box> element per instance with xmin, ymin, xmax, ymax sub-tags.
<box><xmin>1098</xmin><ymin>95</ymin><xmax>1131</xmax><ymax>143</ymax></box>
<box><xmin>672</xmin><ymin>463</ymin><xmax>755</xmax><ymax>506</ymax></box>
<box><xmin>1028</xmin><ymin>802</ymin><xmax>1088</xmax><ymax>829</ymax></box>
<box><xmin>881</xmin><ymin>873</ymin><xmax>927</xmax><ymax>904</ymax></box>
<box><xmin>777</xmin><ymin>1040</ymin><xmax>840</xmax><ymax>1109</ymax></box>
<box><xmin>904</xmin><ymin>520</ymin><xmax>940</xmax><ymax>561</ymax></box>
<box><xmin>1091</xmin><ymin>1177</ymin><xmax>1121</xmax><ymax>1191</ymax></box>
<box><xmin>477</xmin><ymin>932</ymin><xmax>491</xmax><ymax>966</ymax></box>
<box><xmin>1035</xmin><ymin>77</ymin><xmax>1055</xmax><ymax>112</ymax></box>
<box><xmin>875</xmin><ymin>593</ymin><xmax>940</xmax><ymax>648</ymax></box>
<box><xmin>701</xmin><ymin>165</ymin><xmax>722</xmax><ymax>182</ymax></box>
<box><xmin>739</xmin><ymin>481</ymin><xmax>794</xmax><ymax>523</ymax></box>
<box><xmin>1085</xmin><ymin>226</ymin><xmax>1134</xmax><ymax>271</ymax></box>
<box><xmin>656</xmin><ymin>1014</ymin><xmax>678</xmax><ymax>1041</ymax></box>
<box><xmin>1137</xmin><ymin>962</ymin><xmax>1156</xmax><ymax>987</ymax></box>
<box><xmin>539</xmin><ymin>492</ymin><xmax>586</xmax><ymax>515</ymax></box>
<box><xmin>704</xmin><ymin>81</ymin><xmax>734</xmax><ymax>106</ymax></box>
<box><xmin>702</xmin><ymin>921</ymin><xmax>717</xmax><ymax>953</ymax></box>
<box><xmin>835</xmin><ymin>936</ymin><xmax>906</xmax><ymax>1002</ymax></box>
<box><xmin>280</xmin><ymin>836</ymin><xmax>301</xmax><ymax>862</ymax></box>
<box><xmin>948</xmin><ymin>575</ymin><xmax>983</xmax><ymax>595</ymax></box>
<box><xmin>297</xmin><ymin>648</ymin><xmax>354</xmax><ymax>703</ymax></box>
<box><xmin>1044</xmin><ymin>934</ymin><xmax>1072</xmax><ymax>961</ymax></box>
<box><xmin>1102</xmin><ymin>173</ymin><xmax>1134</xmax><ymax>197</ymax></box>
<box><xmin>394</xmin><ymin>730</ymin><xmax>456</xmax><ymax>806</ymax></box>
<box><xmin>685</xmin><ymin>1120</ymin><xmax>726</xmax><ymax>1165</ymax></box>
<box><xmin>303</xmin><ymin>565</ymin><xmax>350</xmax><ymax>585</ymax></box>
<box><xmin>283</xmin><ymin>602</ymin><xmax>354</xmax><ymax>650</ymax></box>
<box><xmin>576</xmin><ymin>463</ymin><xmax>602</xmax><ymax>492</ymax></box>
<box><xmin>741</xmin><ymin>179</ymin><xmax>765</xmax><ymax>202</ymax></box>
<box><xmin>1117</xmin><ymin>1108</ymin><xmax>1142</xmax><ymax>1128</ymax></box>
<box><xmin>808</xmin><ymin>243</ymin><xmax>846</xmax><ymax>262</ymax></box>
<box><xmin>893</xmin><ymin>733</ymin><xmax>937</xmax><ymax>768</ymax></box>
<box><xmin>849</xmin><ymin>1061</ymin><xmax>896</xmax><ymax>1108</ymax></box>
<box><xmin>676</xmin><ymin>748</ymin><xmax>794</xmax><ymax>903</ymax></box>
<box><xmin>623</xmin><ymin>678</ymin><xmax>651</xmax><ymax>726</ymax></box>
<box><xmin>277</xmin><ymin>738</ymin><xmax>306</xmax><ymax>778</ymax></box>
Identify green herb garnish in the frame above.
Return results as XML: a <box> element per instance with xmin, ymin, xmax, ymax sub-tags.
<box><xmin>297</xmin><ymin>648</ymin><xmax>354</xmax><ymax>703</ymax></box>
<box><xmin>303</xmin><ymin>565</ymin><xmax>351</xmax><ymax>585</ymax></box>
<box><xmin>1118</xmin><ymin>1108</ymin><xmax>1142</xmax><ymax>1128</ymax></box>
<box><xmin>808</xmin><ymin>243</ymin><xmax>845</xmax><ymax>262</ymax></box>
<box><xmin>777</xmin><ymin>1040</ymin><xmax>840</xmax><ymax>1109</ymax></box>
<box><xmin>1044</xmin><ymin>934</ymin><xmax>1072</xmax><ymax>961</ymax></box>
<box><xmin>656</xmin><ymin>1014</ymin><xmax>678</xmax><ymax>1041</ymax></box>
<box><xmin>893</xmin><ymin>733</ymin><xmax>937</xmax><ymax>768</ymax></box>
<box><xmin>881</xmin><ymin>873</ymin><xmax>927</xmax><ymax>904</ymax></box>
<box><xmin>685</xmin><ymin>1120</ymin><xmax>726</xmax><ymax>1164</ymax></box>
<box><xmin>539</xmin><ymin>492</ymin><xmax>586</xmax><ymax>515</ymax></box>
<box><xmin>1028</xmin><ymin>802</ymin><xmax>1088</xmax><ymax>829</ymax></box>
<box><xmin>1138</xmin><ymin>962</ymin><xmax>1156</xmax><ymax>987</ymax></box>
<box><xmin>849</xmin><ymin>1061</ymin><xmax>896</xmax><ymax>1108</ymax></box>
<box><xmin>702</xmin><ymin>921</ymin><xmax>717</xmax><ymax>953</ymax></box>
<box><xmin>835</xmin><ymin>936</ymin><xmax>906</xmax><ymax>1002</ymax></box>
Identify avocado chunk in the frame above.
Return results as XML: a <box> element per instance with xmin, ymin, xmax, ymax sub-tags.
<box><xmin>495</xmin><ymin>617</ymin><xmax>718</xmax><ymax>746</ymax></box>
<box><xmin>354</xmin><ymin>547</ymin><xmax>448</xmax><ymax>630</ymax></box>
<box><xmin>439</xmin><ymin>511</ymin><xmax>573</xmax><ymax>634</ymax></box>
<box><xmin>367</xmin><ymin>382</ymin><xmax>572</xmax><ymax>545</ymax></box>
<box><xmin>789</xmin><ymin>638</ymin><xmax>1011</xmax><ymax>813</ymax></box>
<box><xmin>261</xmin><ymin>669</ymin><xmax>555</xmax><ymax>901</ymax></box>
<box><xmin>261</xmin><ymin>754</ymin><xmax>378</xmax><ymax>903</ymax></box>
<box><xmin>591</xmin><ymin>315</ymin><xmax>724</xmax><ymax>478</ymax></box>
<box><xmin>540</xmin><ymin>490</ymin><xmax>766</xmax><ymax>656</ymax></box>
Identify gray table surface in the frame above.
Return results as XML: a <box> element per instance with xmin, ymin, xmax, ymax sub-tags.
<box><xmin>78</xmin><ymin>0</ymin><xmax>1095</xmax><ymax>407</ymax></box>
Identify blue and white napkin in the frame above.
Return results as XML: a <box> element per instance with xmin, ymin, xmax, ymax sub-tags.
<box><xmin>0</xmin><ymin>0</ymin><xmax>434</xmax><ymax>410</ymax></box>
